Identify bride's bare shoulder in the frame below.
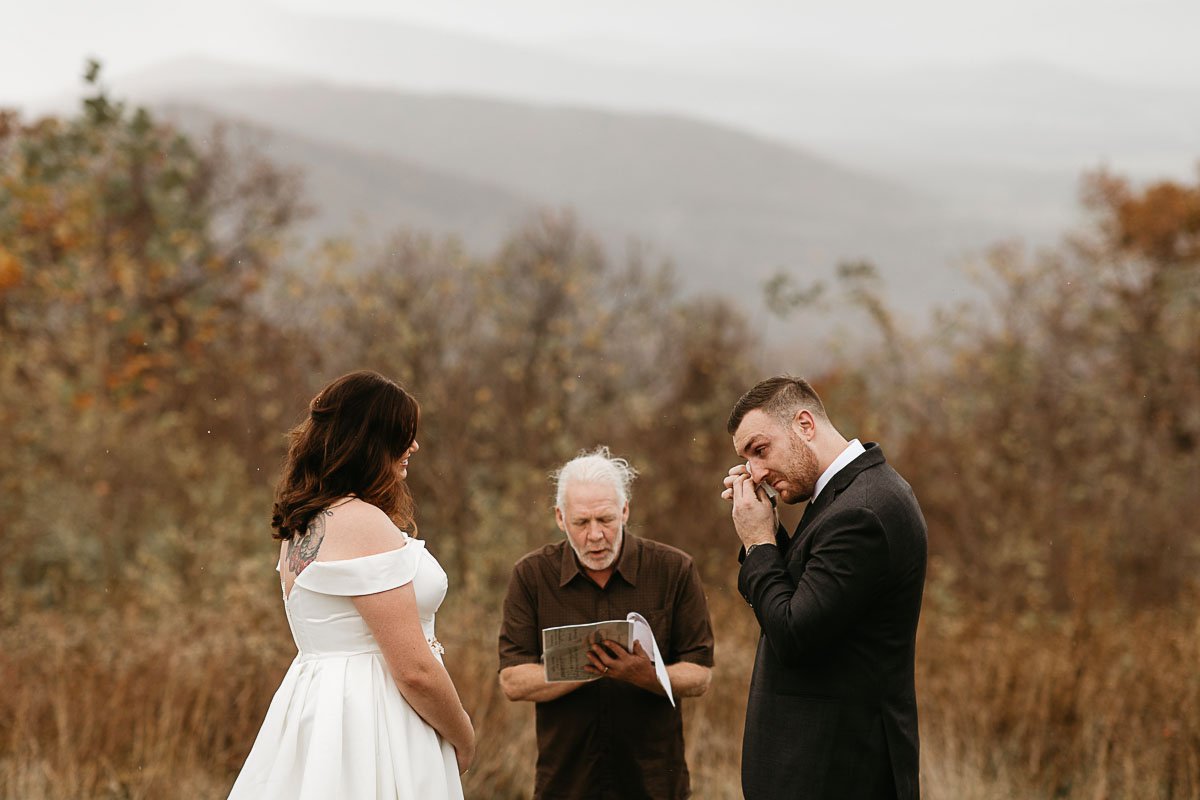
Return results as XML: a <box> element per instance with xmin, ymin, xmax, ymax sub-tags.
<box><xmin>320</xmin><ymin>498</ymin><xmax>407</xmax><ymax>560</ymax></box>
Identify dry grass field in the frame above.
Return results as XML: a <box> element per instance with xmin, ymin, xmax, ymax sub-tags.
<box><xmin>3</xmin><ymin>565</ymin><xmax>1198</xmax><ymax>799</ymax></box>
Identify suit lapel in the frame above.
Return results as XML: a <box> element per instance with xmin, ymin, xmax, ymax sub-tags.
<box><xmin>785</xmin><ymin>491</ymin><xmax>830</xmax><ymax>557</ymax></box>
<box><xmin>793</xmin><ymin>494</ymin><xmax>824</xmax><ymax>537</ymax></box>
<box><xmin>784</xmin><ymin>443</ymin><xmax>886</xmax><ymax>557</ymax></box>
<box><xmin>822</xmin><ymin>442</ymin><xmax>884</xmax><ymax>498</ymax></box>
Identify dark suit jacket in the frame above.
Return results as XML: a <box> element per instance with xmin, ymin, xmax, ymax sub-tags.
<box><xmin>738</xmin><ymin>443</ymin><xmax>927</xmax><ymax>800</ymax></box>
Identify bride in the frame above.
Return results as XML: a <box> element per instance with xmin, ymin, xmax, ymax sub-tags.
<box><xmin>229</xmin><ymin>370</ymin><xmax>473</xmax><ymax>799</ymax></box>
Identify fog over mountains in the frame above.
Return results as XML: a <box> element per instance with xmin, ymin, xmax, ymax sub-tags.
<box><xmin>138</xmin><ymin>70</ymin><xmax>989</xmax><ymax>324</ymax></box>
<box><xmin>49</xmin><ymin>7</ymin><xmax>1196</xmax><ymax>325</ymax></box>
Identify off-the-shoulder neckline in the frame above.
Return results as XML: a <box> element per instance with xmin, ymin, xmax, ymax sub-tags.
<box><xmin>282</xmin><ymin>534</ymin><xmax>422</xmax><ymax>602</ymax></box>
<box><xmin>304</xmin><ymin>535</ymin><xmax>421</xmax><ymax>568</ymax></box>
<box><xmin>277</xmin><ymin>533</ymin><xmax>417</xmax><ymax>573</ymax></box>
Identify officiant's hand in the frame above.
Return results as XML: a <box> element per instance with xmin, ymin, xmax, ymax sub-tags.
<box><xmin>585</xmin><ymin>640</ymin><xmax>663</xmax><ymax>696</ymax></box>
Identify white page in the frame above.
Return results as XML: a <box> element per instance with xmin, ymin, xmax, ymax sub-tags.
<box><xmin>626</xmin><ymin>611</ymin><xmax>675</xmax><ymax>707</ymax></box>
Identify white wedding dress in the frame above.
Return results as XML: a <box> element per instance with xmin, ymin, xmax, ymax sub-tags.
<box><xmin>228</xmin><ymin>533</ymin><xmax>463</xmax><ymax>800</ymax></box>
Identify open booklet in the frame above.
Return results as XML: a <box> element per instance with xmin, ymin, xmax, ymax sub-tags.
<box><xmin>541</xmin><ymin>612</ymin><xmax>675</xmax><ymax>706</ymax></box>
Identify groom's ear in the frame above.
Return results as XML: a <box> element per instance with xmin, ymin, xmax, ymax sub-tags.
<box><xmin>791</xmin><ymin>408</ymin><xmax>816</xmax><ymax>440</ymax></box>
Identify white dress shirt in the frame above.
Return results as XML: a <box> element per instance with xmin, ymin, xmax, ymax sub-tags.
<box><xmin>813</xmin><ymin>439</ymin><xmax>866</xmax><ymax>500</ymax></box>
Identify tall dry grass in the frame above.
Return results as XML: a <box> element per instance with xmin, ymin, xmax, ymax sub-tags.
<box><xmin>3</xmin><ymin>569</ymin><xmax>1197</xmax><ymax>799</ymax></box>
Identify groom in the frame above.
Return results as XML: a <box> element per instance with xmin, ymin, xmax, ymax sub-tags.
<box><xmin>722</xmin><ymin>376</ymin><xmax>927</xmax><ymax>799</ymax></box>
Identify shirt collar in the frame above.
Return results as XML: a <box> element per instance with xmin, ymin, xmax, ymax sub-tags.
<box><xmin>813</xmin><ymin>438</ymin><xmax>865</xmax><ymax>500</ymax></box>
<box><xmin>558</xmin><ymin>531</ymin><xmax>640</xmax><ymax>588</ymax></box>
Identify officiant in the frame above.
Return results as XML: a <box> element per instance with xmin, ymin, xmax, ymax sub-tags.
<box><xmin>498</xmin><ymin>446</ymin><xmax>714</xmax><ymax>800</ymax></box>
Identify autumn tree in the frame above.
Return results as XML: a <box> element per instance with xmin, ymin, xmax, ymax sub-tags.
<box><xmin>0</xmin><ymin>63</ymin><xmax>309</xmax><ymax>600</ymax></box>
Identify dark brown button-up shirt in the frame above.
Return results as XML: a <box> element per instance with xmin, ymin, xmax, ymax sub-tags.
<box><xmin>498</xmin><ymin>533</ymin><xmax>715</xmax><ymax>800</ymax></box>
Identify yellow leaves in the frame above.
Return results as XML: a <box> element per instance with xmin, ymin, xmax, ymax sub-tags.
<box><xmin>1085</xmin><ymin>169</ymin><xmax>1200</xmax><ymax>264</ymax></box>
<box><xmin>0</xmin><ymin>247</ymin><xmax>23</xmax><ymax>291</ymax></box>
<box><xmin>18</xmin><ymin>201</ymin><xmax>47</xmax><ymax>233</ymax></box>
<box><xmin>320</xmin><ymin>306</ymin><xmax>341</xmax><ymax>327</ymax></box>
<box><xmin>1114</xmin><ymin>181</ymin><xmax>1200</xmax><ymax>263</ymax></box>
<box><xmin>52</xmin><ymin>219</ymin><xmax>79</xmax><ymax>250</ymax></box>
<box><xmin>109</xmin><ymin>251</ymin><xmax>139</xmax><ymax>297</ymax></box>
<box><xmin>500</xmin><ymin>356</ymin><xmax>525</xmax><ymax>381</ymax></box>
<box><xmin>534</xmin><ymin>258</ymin><xmax>558</xmax><ymax>282</ymax></box>
<box><xmin>194</xmin><ymin>322</ymin><xmax>218</xmax><ymax>345</ymax></box>
<box><xmin>316</xmin><ymin>239</ymin><xmax>356</xmax><ymax>273</ymax></box>
<box><xmin>546</xmin><ymin>316</ymin><xmax>573</xmax><ymax>338</ymax></box>
<box><xmin>581</xmin><ymin>328</ymin><xmax>603</xmax><ymax>351</ymax></box>
<box><xmin>257</xmin><ymin>239</ymin><xmax>284</xmax><ymax>262</ymax></box>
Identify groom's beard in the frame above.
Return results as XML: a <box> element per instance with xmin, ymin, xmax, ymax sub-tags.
<box><xmin>777</xmin><ymin>435</ymin><xmax>822</xmax><ymax>504</ymax></box>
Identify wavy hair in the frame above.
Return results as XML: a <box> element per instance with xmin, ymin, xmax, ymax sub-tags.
<box><xmin>271</xmin><ymin>371</ymin><xmax>419</xmax><ymax>540</ymax></box>
<box><xmin>552</xmin><ymin>445</ymin><xmax>638</xmax><ymax>511</ymax></box>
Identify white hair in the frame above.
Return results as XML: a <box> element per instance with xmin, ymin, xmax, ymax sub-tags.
<box><xmin>553</xmin><ymin>446</ymin><xmax>638</xmax><ymax>511</ymax></box>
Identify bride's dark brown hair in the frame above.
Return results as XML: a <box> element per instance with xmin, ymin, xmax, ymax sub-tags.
<box><xmin>272</xmin><ymin>371</ymin><xmax>419</xmax><ymax>540</ymax></box>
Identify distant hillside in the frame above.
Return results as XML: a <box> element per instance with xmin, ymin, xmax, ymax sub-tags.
<box><xmin>71</xmin><ymin>6</ymin><xmax>1194</xmax><ymax>267</ymax></box>
<box><xmin>106</xmin><ymin>8</ymin><xmax>1200</xmax><ymax>178</ymax></box>
<box><xmin>126</xmin><ymin>66</ymin><xmax>991</xmax><ymax>318</ymax></box>
<box><xmin>160</xmin><ymin>104</ymin><xmax>535</xmax><ymax>250</ymax></box>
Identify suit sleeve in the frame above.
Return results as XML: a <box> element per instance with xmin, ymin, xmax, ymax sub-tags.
<box><xmin>737</xmin><ymin>521</ymin><xmax>791</xmax><ymax>564</ymax></box>
<box><xmin>497</xmin><ymin>562</ymin><xmax>541</xmax><ymax>670</ymax></box>
<box><xmin>737</xmin><ymin>506</ymin><xmax>889</xmax><ymax>664</ymax></box>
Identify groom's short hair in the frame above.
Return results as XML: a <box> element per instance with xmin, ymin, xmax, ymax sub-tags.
<box><xmin>727</xmin><ymin>375</ymin><xmax>828</xmax><ymax>434</ymax></box>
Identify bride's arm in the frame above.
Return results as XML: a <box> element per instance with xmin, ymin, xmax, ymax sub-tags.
<box><xmin>355</xmin><ymin>585</ymin><xmax>475</xmax><ymax>770</ymax></box>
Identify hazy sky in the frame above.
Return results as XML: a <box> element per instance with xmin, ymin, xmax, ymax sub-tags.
<box><xmin>282</xmin><ymin>0</ymin><xmax>1198</xmax><ymax>75</ymax></box>
<box><xmin>4</xmin><ymin>0</ymin><xmax>1199</xmax><ymax>105</ymax></box>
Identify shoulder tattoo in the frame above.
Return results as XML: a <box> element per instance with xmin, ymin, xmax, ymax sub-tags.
<box><xmin>287</xmin><ymin>508</ymin><xmax>333</xmax><ymax>574</ymax></box>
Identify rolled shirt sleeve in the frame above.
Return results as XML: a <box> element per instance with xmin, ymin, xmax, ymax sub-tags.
<box><xmin>669</xmin><ymin>557</ymin><xmax>715</xmax><ymax>667</ymax></box>
<box><xmin>498</xmin><ymin>560</ymin><xmax>542</xmax><ymax>670</ymax></box>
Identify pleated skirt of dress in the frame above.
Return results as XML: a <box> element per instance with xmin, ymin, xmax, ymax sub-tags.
<box><xmin>228</xmin><ymin>652</ymin><xmax>463</xmax><ymax>800</ymax></box>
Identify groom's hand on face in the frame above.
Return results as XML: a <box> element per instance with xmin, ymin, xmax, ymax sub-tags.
<box><xmin>721</xmin><ymin>463</ymin><xmax>749</xmax><ymax>502</ymax></box>
<box><xmin>731</xmin><ymin>471</ymin><xmax>777</xmax><ymax>548</ymax></box>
